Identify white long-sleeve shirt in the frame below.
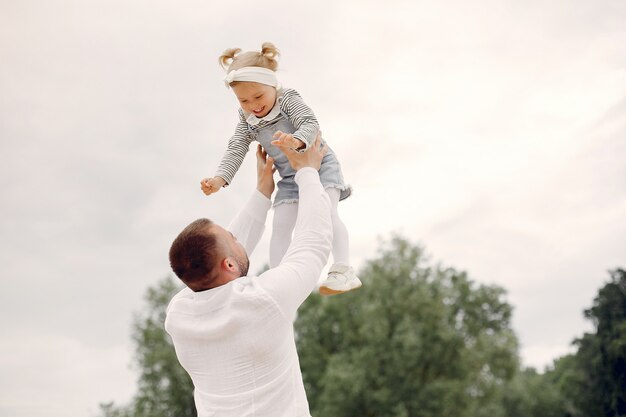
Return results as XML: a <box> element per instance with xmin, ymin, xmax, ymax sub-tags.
<box><xmin>165</xmin><ymin>168</ymin><xmax>332</xmax><ymax>417</ymax></box>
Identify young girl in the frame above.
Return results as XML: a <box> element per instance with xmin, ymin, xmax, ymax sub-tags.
<box><xmin>201</xmin><ymin>42</ymin><xmax>361</xmax><ymax>295</ymax></box>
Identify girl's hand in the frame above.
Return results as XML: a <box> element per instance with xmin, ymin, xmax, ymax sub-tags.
<box><xmin>200</xmin><ymin>176</ymin><xmax>226</xmax><ymax>196</ymax></box>
<box><xmin>272</xmin><ymin>131</ymin><xmax>305</xmax><ymax>151</ymax></box>
<box><xmin>272</xmin><ymin>132</ymin><xmax>326</xmax><ymax>172</ymax></box>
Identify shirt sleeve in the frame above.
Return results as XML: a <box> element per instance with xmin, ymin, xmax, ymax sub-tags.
<box><xmin>215</xmin><ymin>110</ymin><xmax>254</xmax><ymax>185</ymax></box>
<box><xmin>279</xmin><ymin>89</ymin><xmax>320</xmax><ymax>150</ymax></box>
<box><xmin>257</xmin><ymin>168</ymin><xmax>333</xmax><ymax>321</ymax></box>
<box><xmin>227</xmin><ymin>190</ymin><xmax>272</xmax><ymax>256</ymax></box>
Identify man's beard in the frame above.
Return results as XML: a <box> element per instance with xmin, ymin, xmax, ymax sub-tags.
<box><xmin>235</xmin><ymin>254</ymin><xmax>249</xmax><ymax>277</ymax></box>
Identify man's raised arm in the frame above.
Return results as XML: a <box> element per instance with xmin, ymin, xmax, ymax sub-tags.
<box><xmin>226</xmin><ymin>145</ymin><xmax>276</xmax><ymax>256</ymax></box>
<box><xmin>259</xmin><ymin>135</ymin><xmax>333</xmax><ymax>320</ymax></box>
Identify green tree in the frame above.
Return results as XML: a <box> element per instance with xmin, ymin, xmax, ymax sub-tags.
<box><xmin>544</xmin><ymin>354</ymin><xmax>586</xmax><ymax>417</ymax></box>
<box><xmin>99</xmin><ymin>277</ymin><xmax>196</xmax><ymax>417</ymax></box>
<box><xmin>534</xmin><ymin>268</ymin><xmax>626</xmax><ymax>417</ymax></box>
<box><xmin>490</xmin><ymin>367</ymin><xmax>567</xmax><ymax>417</ymax></box>
<box><xmin>295</xmin><ymin>235</ymin><xmax>519</xmax><ymax>417</ymax></box>
<box><xmin>584</xmin><ymin>268</ymin><xmax>626</xmax><ymax>416</ymax></box>
<box><xmin>556</xmin><ymin>268</ymin><xmax>626</xmax><ymax>417</ymax></box>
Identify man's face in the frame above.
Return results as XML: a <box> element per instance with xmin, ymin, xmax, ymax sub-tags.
<box><xmin>231</xmin><ymin>82</ymin><xmax>277</xmax><ymax>118</ymax></box>
<box><xmin>211</xmin><ymin>224</ymin><xmax>249</xmax><ymax>277</ymax></box>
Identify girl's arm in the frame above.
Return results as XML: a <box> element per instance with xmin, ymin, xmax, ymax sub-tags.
<box><xmin>279</xmin><ymin>89</ymin><xmax>320</xmax><ymax>150</ymax></box>
<box><xmin>214</xmin><ymin>110</ymin><xmax>254</xmax><ymax>186</ymax></box>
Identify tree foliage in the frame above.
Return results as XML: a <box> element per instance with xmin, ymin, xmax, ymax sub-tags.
<box><xmin>294</xmin><ymin>235</ymin><xmax>519</xmax><ymax>417</ymax></box>
<box><xmin>545</xmin><ymin>268</ymin><xmax>626</xmax><ymax>417</ymax></box>
<box><xmin>584</xmin><ymin>268</ymin><xmax>626</xmax><ymax>416</ymax></box>
<box><xmin>491</xmin><ymin>367</ymin><xmax>567</xmax><ymax>417</ymax></box>
<box><xmin>99</xmin><ymin>277</ymin><xmax>196</xmax><ymax>417</ymax></box>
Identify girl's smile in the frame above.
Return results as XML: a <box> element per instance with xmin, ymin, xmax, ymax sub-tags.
<box><xmin>252</xmin><ymin>105</ymin><xmax>266</xmax><ymax>116</ymax></box>
<box><xmin>231</xmin><ymin>81</ymin><xmax>277</xmax><ymax>118</ymax></box>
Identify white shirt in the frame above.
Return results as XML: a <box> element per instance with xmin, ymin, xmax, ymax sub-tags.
<box><xmin>165</xmin><ymin>168</ymin><xmax>332</xmax><ymax>417</ymax></box>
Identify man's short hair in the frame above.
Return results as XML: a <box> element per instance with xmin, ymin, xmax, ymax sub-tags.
<box><xmin>169</xmin><ymin>218</ymin><xmax>219</xmax><ymax>288</ymax></box>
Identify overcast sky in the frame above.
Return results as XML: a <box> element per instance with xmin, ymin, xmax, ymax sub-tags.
<box><xmin>1</xmin><ymin>0</ymin><xmax>625</xmax><ymax>416</ymax></box>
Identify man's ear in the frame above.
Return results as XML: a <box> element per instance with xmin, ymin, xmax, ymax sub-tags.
<box><xmin>221</xmin><ymin>257</ymin><xmax>238</xmax><ymax>273</ymax></box>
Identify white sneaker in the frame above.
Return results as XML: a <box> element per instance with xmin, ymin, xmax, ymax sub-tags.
<box><xmin>319</xmin><ymin>263</ymin><xmax>362</xmax><ymax>296</ymax></box>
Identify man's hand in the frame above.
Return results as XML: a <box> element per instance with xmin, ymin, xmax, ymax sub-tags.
<box><xmin>256</xmin><ymin>145</ymin><xmax>276</xmax><ymax>199</ymax></box>
<box><xmin>200</xmin><ymin>176</ymin><xmax>226</xmax><ymax>196</ymax></box>
<box><xmin>272</xmin><ymin>132</ymin><xmax>327</xmax><ymax>171</ymax></box>
<box><xmin>273</xmin><ymin>130</ymin><xmax>306</xmax><ymax>151</ymax></box>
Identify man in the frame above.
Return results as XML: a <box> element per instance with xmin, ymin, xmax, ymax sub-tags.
<box><xmin>165</xmin><ymin>136</ymin><xmax>332</xmax><ymax>417</ymax></box>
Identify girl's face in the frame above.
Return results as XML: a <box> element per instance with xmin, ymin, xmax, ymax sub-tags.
<box><xmin>231</xmin><ymin>82</ymin><xmax>277</xmax><ymax>118</ymax></box>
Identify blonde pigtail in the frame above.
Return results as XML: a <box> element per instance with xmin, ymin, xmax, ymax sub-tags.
<box><xmin>219</xmin><ymin>43</ymin><xmax>280</xmax><ymax>72</ymax></box>
<box><xmin>219</xmin><ymin>48</ymin><xmax>241</xmax><ymax>70</ymax></box>
<box><xmin>260</xmin><ymin>42</ymin><xmax>280</xmax><ymax>71</ymax></box>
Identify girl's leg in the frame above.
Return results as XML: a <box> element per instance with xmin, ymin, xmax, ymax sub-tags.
<box><xmin>319</xmin><ymin>188</ymin><xmax>361</xmax><ymax>295</ymax></box>
<box><xmin>269</xmin><ymin>202</ymin><xmax>299</xmax><ymax>268</ymax></box>
<box><xmin>326</xmin><ymin>188</ymin><xmax>350</xmax><ymax>265</ymax></box>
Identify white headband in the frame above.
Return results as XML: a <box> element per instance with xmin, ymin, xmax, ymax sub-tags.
<box><xmin>224</xmin><ymin>67</ymin><xmax>279</xmax><ymax>88</ymax></box>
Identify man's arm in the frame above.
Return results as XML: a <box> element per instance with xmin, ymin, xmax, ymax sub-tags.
<box><xmin>226</xmin><ymin>145</ymin><xmax>275</xmax><ymax>255</ymax></box>
<box><xmin>258</xmin><ymin>136</ymin><xmax>332</xmax><ymax>321</ymax></box>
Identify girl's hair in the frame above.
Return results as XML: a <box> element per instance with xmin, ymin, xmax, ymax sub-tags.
<box><xmin>219</xmin><ymin>42</ymin><xmax>280</xmax><ymax>72</ymax></box>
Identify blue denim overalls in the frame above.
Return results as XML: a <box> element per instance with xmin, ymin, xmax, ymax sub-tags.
<box><xmin>248</xmin><ymin>110</ymin><xmax>351</xmax><ymax>206</ymax></box>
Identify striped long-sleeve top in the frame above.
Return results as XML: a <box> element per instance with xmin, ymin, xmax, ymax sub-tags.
<box><xmin>215</xmin><ymin>88</ymin><xmax>320</xmax><ymax>185</ymax></box>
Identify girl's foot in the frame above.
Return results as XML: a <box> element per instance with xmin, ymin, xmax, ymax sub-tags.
<box><xmin>319</xmin><ymin>264</ymin><xmax>362</xmax><ymax>295</ymax></box>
